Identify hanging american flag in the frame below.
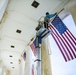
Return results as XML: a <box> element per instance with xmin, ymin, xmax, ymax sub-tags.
<box><xmin>48</xmin><ymin>15</ymin><xmax>76</xmax><ymax>62</ymax></box>
<box><xmin>23</xmin><ymin>52</ymin><xmax>26</xmax><ymax>61</ymax></box>
<box><xmin>32</xmin><ymin>64</ymin><xmax>34</xmax><ymax>75</ymax></box>
<box><xmin>30</xmin><ymin>39</ymin><xmax>36</xmax><ymax>57</ymax></box>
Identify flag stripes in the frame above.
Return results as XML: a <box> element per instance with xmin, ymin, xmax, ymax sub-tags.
<box><xmin>66</xmin><ymin>30</ymin><xmax>76</xmax><ymax>49</ymax></box>
<box><xmin>64</xmin><ymin>30</ymin><xmax>76</xmax><ymax>51</ymax></box>
<box><xmin>30</xmin><ymin>39</ymin><xmax>36</xmax><ymax>57</ymax></box>
<box><xmin>49</xmin><ymin>25</ymin><xmax>70</xmax><ymax>61</ymax></box>
<box><xmin>48</xmin><ymin>23</ymin><xmax>76</xmax><ymax>62</ymax></box>
<box><xmin>32</xmin><ymin>64</ymin><xmax>34</xmax><ymax>75</ymax></box>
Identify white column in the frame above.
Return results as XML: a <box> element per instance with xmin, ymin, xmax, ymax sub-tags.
<box><xmin>24</xmin><ymin>49</ymin><xmax>31</xmax><ymax>75</ymax></box>
<box><xmin>64</xmin><ymin>0</ymin><xmax>76</xmax><ymax>25</ymax></box>
<box><xmin>36</xmin><ymin>36</ymin><xmax>41</xmax><ymax>75</ymax></box>
<box><xmin>41</xmin><ymin>38</ymin><xmax>52</xmax><ymax>75</ymax></box>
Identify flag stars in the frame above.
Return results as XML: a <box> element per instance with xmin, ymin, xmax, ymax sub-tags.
<box><xmin>52</xmin><ymin>15</ymin><xmax>68</xmax><ymax>35</ymax></box>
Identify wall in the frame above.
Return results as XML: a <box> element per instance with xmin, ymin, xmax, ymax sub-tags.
<box><xmin>64</xmin><ymin>0</ymin><xmax>76</xmax><ymax>25</ymax></box>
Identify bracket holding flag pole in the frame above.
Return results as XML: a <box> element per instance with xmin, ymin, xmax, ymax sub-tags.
<box><xmin>36</xmin><ymin>27</ymin><xmax>51</xmax><ymax>44</ymax></box>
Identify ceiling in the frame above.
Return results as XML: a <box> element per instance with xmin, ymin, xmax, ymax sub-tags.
<box><xmin>0</xmin><ymin>0</ymin><xmax>70</xmax><ymax>71</ymax></box>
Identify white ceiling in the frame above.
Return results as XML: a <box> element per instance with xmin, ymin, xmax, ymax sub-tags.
<box><xmin>0</xmin><ymin>0</ymin><xmax>70</xmax><ymax>71</ymax></box>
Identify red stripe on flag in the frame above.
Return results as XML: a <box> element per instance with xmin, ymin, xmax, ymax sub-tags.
<box><xmin>48</xmin><ymin>24</ymin><xmax>76</xmax><ymax>61</ymax></box>
<box><xmin>49</xmin><ymin>26</ymin><xmax>68</xmax><ymax>61</ymax></box>
<box><xmin>62</xmin><ymin>34</ymin><xmax>74</xmax><ymax>59</ymax></box>
<box><xmin>66</xmin><ymin>30</ymin><xmax>76</xmax><ymax>45</ymax></box>
<box><xmin>65</xmin><ymin>31</ymin><xmax>76</xmax><ymax>51</ymax></box>
<box><xmin>63</xmin><ymin>33</ymin><xmax>76</xmax><ymax>58</ymax></box>
<box><xmin>50</xmin><ymin>25</ymin><xmax>71</xmax><ymax>60</ymax></box>
<box><xmin>32</xmin><ymin>64</ymin><xmax>34</xmax><ymax>75</ymax></box>
<box><xmin>30</xmin><ymin>43</ymin><xmax>36</xmax><ymax>57</ymax></box>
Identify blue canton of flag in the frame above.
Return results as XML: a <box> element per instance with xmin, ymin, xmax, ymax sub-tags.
<box><xmin>52</xmin><ymin>16</ymin><xmax>68</xmax><ymax>35</ymax></box>
<box><xmin>48</xmin><ymin>15</ymin><xmax>76</xmax><ymax>62</ymax></box>
<box><xmin>23</xmin><ymin>52</ymin><xmax>26</xmax><ymax>61</ymax></box>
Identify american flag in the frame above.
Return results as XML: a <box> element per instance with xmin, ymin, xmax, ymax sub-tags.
<box><xmin>48</xmin><ymin>15</ymin><xmax>76</xmax><ymax>62</ymax></box>
<box><xmin>32</xmin><ymin>64</ymin><xmax>34</xmax><ymax>75</ymax></box>
<box><xmin>23</xmin><ymin>52</ymin><xmax>26</xmax><ymax>61</ymax></box>
<box><xmin>30</xmin><ymin>39</ymin><xmax>36</xmax><ymax>57</ymax></box>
